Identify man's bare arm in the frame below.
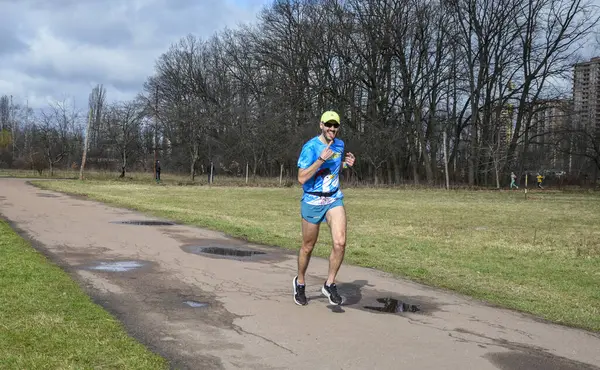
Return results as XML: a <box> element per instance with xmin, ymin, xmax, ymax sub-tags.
<box><xmin>298</xmin><ymin>140</ymin><xmax>334</xmax><ymax>184</ymax></box>
<box><xmin>298</xmin><ymin>158</ymin><xmax>325</xmax><ymax>184</ymax></box>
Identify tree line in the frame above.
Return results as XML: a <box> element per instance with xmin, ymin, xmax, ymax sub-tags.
<box><xmin>1</xmin><ymin>0</ymin><xmax>599</xmax><ymax>187</ymax></box>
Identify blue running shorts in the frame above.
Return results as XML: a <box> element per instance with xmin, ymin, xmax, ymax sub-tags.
<box><xmin>301</xmin><ymin>198</ymin><xmax>344</xmax><ymax>224</ymax></box>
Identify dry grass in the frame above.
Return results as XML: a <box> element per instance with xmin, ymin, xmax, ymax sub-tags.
<box><xmin>0</xmin><ymin>168</ymin><xmax>292</xmax><ymax>187</ymax></box>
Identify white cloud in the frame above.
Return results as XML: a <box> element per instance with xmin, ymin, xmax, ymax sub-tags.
<box><xmin>0</xmin><ymin>0</ymin><xmax>269</xmax><ymax>109</ymax></box>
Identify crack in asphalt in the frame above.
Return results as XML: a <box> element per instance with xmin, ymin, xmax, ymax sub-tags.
<box><xmin>232</xmin><ymin>324</ymin><xmax>297</xmax><ymax>356</ymax></box>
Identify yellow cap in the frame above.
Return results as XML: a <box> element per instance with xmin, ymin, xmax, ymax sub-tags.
<box><xmin>320</xmin><ymin>111</ymin><xmax>340</xmax><ymax>124</ymax></box>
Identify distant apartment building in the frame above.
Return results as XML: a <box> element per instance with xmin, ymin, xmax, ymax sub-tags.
<box><xmin>518</xmin><ymin>56</ymin><xmax>600</xmax><ymax>173</ymax></box>
<box><xmin>529</xmin><ymin>99</ymin><xmax>572</xmax><ymax>170</ymax></box>
<box><xmin>531</xmin><ymin>99</ymin><xmax>571</xmax><ymax>138</ymax></box>
<box><xmin>572</xmin><ymin>57</ymin><xmax>600</xmax><ymax>176</ymax></box>
<box><xmin>573</xmin><ymin>56</ymin><xmax>600</xmax><ymax>132</ymax></box>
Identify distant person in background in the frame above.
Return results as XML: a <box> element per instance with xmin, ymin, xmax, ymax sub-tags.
<box><xmin>536</xmin><ymin>173</ymin><xmax>544</xmax><ymax>189</ymax></box>
<box><xmin>155</xmin><ymin>160</ymin><xmax>161</xmax><ymax>183</ymax></box>
<box><xmin>510</xmin><ymin>172</ymin><xmax>518</xmax><ymax>190</ymax></box>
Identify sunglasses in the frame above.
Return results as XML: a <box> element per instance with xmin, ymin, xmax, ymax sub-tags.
<box><xmin>323</xmin><ymin>121</ymin><xmax>340</xmax><ymax>128</ymax></box>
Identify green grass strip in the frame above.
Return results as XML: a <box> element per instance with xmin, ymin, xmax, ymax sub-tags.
<box><xmin>0</xmin><ymin>220</ymin><xmax>167</xmax><ymax>369</ymax></box>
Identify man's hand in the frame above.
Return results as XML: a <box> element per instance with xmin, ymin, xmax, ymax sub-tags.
<box><xmin>298</xmin><ymin>140</ymin><xmax>335</xmax><ymax>185</ymax></box>
<box><xmin>319</xmin><ymin>140</ymin><xmax>334</xmax><ymax>162</ymax></box>
<box><xmin>344</xmin><ymin>152</ymin><xmax>355</xmax><ymax>167</ymax></box>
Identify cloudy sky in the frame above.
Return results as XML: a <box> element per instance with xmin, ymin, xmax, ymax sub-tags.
<box><xmin>0</xmin><ymin>0</ymin><xmax>270</xmax><ymax>110</ymax></box>
<box><xmin>2</xmin><ymin>0</ymin><xmax>599</xmax><ymax>111</ymax></box>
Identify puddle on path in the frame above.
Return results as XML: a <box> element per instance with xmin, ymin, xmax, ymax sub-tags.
<box><xmin>184</xmin><ymin>300</ymin><xmax>209</xmax><ymax>308</ymax></box>
<box><xmin>364</xmin><ymin>298</ymin><xmax>420</xmax><ymax>313</ymax></box>
<box><xmin>485</xmin><ymin>350</ymin><xmax>600</xmax><ymax>370</ymax></box>
<box><xmin>37</xmin><ymin>193</ymin><xmax>59</xmax><ymax>198</ymax></box>
<box><xmin>88</xmin><ymin>261</ymin><xmax>146</xmax><ymax>272</ymax></box>
<box><xmin>181</xmin><ymin>245</ymin><xmax>266</xmax><ymax>258</ymax></box>
<box><xmin>111</xmin><ymin>220</ymin><xmax>175</xmax><ymax>226</ymax></box>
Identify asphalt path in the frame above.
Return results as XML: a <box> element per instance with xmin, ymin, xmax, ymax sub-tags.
<box><xmin>1</xmin><ymin>178</ymin><xmax>599</xmax><ymax>370</ymax></box>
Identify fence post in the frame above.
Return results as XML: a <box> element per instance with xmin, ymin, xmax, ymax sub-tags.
<box><xmin>443</xmin><ymin>131</ymin><xmax>450</xmax><ymax>190</ymax></box>
<box><xmin>524</xmin><ymin>172</ymin><xmax>528</xmax><ymax>200</ymax></box>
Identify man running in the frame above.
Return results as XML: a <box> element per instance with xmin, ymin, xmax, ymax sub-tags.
<box><xmin>510</xmin><ymin>172</ymin><xmax>518</xmax><ymax>190</ymax></box>
<box><xmin>293</xmin><ymin>110</ymin><xmax>355</xmax><ymax>306</ymax></box>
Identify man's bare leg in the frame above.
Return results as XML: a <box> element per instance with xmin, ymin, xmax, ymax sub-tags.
<box><xmin>297</xmin><ymin>219</ymin><xmax>320</xmax><ymax>285</ymax></box>
<box><xmin>325</xmin><ymin>205</ymin><xmax>347</xmax><ymax>286</ymax></box>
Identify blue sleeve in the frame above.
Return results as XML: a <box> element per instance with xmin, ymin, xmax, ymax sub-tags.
<box><xmin>297</xmin><ymin>141</ymin><xmax>316</xmax><ymax>169</ymax></box>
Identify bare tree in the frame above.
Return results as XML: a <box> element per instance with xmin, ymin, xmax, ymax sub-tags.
<box><xmin>556</xmin><ymin>111</ymin><xmax>600</xmax><ymax>184</ymax></box>
<box><xmin>0</xmin><ymin>95</ymin><xmax>8</xmax><ymax>132</ymax></box>
<box><xmin>80</xmin><ymin>84</ymin><xmax>106</xmax><ymax>179</ymax></box>
<box><xmin>145</xmin><ymin>34</ymin><xmax>220</xmax><ymax>180</ymax></box>
<box><xmin>37</xmin><ymin>100</ymin><xmax>78</xmax><ymax>176</ymax></box>
<box><xmin>104</xmin><ymin>101</ymin><xmax>144</xmax><ymax>178</ymax></box>
<box><xmin>505</xmin><ymin>0</ymin><xmax>600</xmax><ymax>175</ymax></box>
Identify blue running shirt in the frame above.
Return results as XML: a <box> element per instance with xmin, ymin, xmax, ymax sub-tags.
<box><xmin>297</xmin><ymin>136</ymin><xmax>345</xmax><ymax>205</ymax></box>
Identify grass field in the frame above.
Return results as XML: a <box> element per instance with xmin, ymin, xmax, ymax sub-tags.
<box><xmin>29</xmin><ymin>178</ymin><xmax>600</xmax><ymax>333</ymax></box>
<box><xmin>0</xmin><ymin>219</ymin><xmax>168</xmax><ymax>369</ymax></box>
<box><xmin>0</xmin><ymin>168</ymin><xmax>289</xmax><ymax>187</ymax></box>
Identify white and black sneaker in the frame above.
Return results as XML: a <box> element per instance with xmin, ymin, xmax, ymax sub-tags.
<box><xmin>322</xmin><ymin>282</ymin><xmax>343</xmax><ymax>305</ymax></box>
<box><xmin>293</xmin><ymin>276</ymin><xmax>307</xmax><ymax>306</ymax></box>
